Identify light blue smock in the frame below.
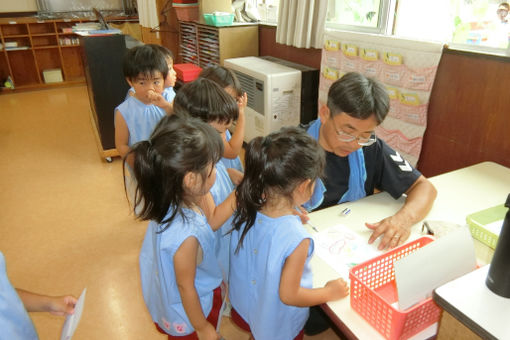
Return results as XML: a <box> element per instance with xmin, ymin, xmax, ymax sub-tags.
<box><xmin>115</xmin><ymin>96</ymin><xmax>166</xmax><ymax>146</ymax></box>
<box><xmin>209</xmin><ymin>162</ymin><xmax>235</xmax><ymax>282</ymax></box>
<box><xmin>139</xmin><ymin>208</ymin><xmax>223</xmax><ymax>336</ymax></box>
<box><xmin>220</xmin><ymin>130</ymin><xmax>244</xmax><ymax>172</ymax></box>
<box><xmin>229</xmin><ymin>213</ymin><xmax>314</xmax><ymax>340</ymax></box>
<box><xmin>162</xmin><ymin>87</ymin><xmax>176</xmax><ymax>103</ymax></box>
<box><xmin>0</xmin><ymin>252</ymin><xmax>38</xmax><ymax>340</ymax></box>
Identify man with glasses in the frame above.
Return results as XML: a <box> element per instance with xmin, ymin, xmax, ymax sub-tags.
<box><xmin>305</xmin><ymin>72</ymin><xmax>437</xmax><ymax>251</ymax></box>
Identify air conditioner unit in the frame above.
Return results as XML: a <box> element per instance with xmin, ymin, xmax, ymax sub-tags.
<box><xmin>224</xmin><ymin>56</ymin><xmax>301</xmax><ymax>142</ymax></box>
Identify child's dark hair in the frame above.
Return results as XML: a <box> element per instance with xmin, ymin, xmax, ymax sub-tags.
<box><xmin>173</xmin><ymin>78</ymin><xmax>239</xmax><ymax>125</ymax></box>
<box><xmin>327</xmin><ymin>72</ymin><xmax>389</xmax><ymax>124</ymax></box>
<box><xmin>199</xmin><ymin>65</ymin><xmax>243</xmax><ymax>97</ymax></box>
<box><xmin>154</xmin><ymin>44</ymin><xmax>174</xmax><ymax>62</ymax></box>
<box><xmin>233</xmin><ymin>127</ymin><xmax>325</xmax><ymax>252</ymax></box>
<box><xmin>125</xmin><ymin>115</ymin><xmax>223</xmax><ymax>231</ymax></box>
<box><xmin>123</xmin><ymin>44</ymin><xmax>169</xmax><ymax>81</ymax></box>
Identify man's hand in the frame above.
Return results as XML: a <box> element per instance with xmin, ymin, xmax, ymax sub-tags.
<box><xmin>366</xmin><ymin>215</ymin><xmax>410</xmax><ymax>250</ymax></box>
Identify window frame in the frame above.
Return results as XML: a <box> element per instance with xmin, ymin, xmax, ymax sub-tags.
<box><xmin>324</xmin><ymin>0</ymin><xmax>510</xmax><ymax>57</ymax></box>
<box><xmin>325</xmin><ymin>0</ymin><xmax>396</xmax><ymax>35</ymax></box>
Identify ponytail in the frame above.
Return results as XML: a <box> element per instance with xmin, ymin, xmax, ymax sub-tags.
<box><xmin>233</xmin><ymin>127</ymin><xmax>325</xmax><ymax>253</ymax></box>
<box><xmin>123</xmin><ymin>115</ymin><xmax>223</xmax><ymax>232</ymax></box>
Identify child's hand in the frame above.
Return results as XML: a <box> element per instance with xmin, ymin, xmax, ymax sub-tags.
<box><xmin>292</xmin><ymin>205</ymin><xmax>310</xmax><ymax>224</ymax></box>
<box><xmin>237</xmin><ymin>92</ymin><xmax>248</xmax><ymax>114</ymax></box>
<box><xmin>325</xmin><ymin>278</ymin><xmax>350</xmax><ymax>300</ymax></box>
<box><xmin>147</xmin><ymin>90</ymin><xmax>167</xmax><ymax>108</ymax></box>
<box><xmin>226</xmin><ymin>168</ymin><xmax>244</xmax><ymax>186</ymax></box>
<box><xmin>48</xmin><ymin>295</ymin><xmax>77</xmax><ymax>316</ymax></box>
<box><xmin>195</xmin><ymin>322</ymin><xmax>220</xmax><ymax>340</ymax></box>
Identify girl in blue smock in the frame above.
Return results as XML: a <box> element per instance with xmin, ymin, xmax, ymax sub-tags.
<box><xmin>126</xmin><ymin>115</ymin><xmax>235</xmax><ymax>340</ymax></box>
<box><xmin>229</xmin><ymin>127</ymin><xmax>350</xmax><ymax>340</ymax></box>
<box><xmin>198</xmin><ymin>65</ymin><xmax>247</xmax><ymax>173</ymax></box>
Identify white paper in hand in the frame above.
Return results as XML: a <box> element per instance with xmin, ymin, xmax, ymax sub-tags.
<box><xmin>394</xmin><ymin>228</ymin><xmax>476</xmax><ymax>310</ymax></box>
<box><xmin>60</xmin><ymin>288</ymin><xmax>86</xmax><ymax>340</ymax></box>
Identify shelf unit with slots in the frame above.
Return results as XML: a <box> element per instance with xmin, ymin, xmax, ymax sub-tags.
<box><xmin>0</xmin><ymin>16</ymin><xmax>135</xmax><ymax>92</ymax></box>
<box><xmin>178</xmin><ymin>21</ymin><xmax>258</xmax><ymax>68</ymax></box>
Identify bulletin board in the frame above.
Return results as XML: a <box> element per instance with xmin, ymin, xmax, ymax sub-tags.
<box><xmin>319</xmin><ymin>30</ymin><xmax>444</xmax><ymax>166</ymax></box>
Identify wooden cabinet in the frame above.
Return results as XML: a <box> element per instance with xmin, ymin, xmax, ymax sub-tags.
<box><xmin>0</xmin><ymin>17</ymin><xmax>89</xmax><ymax>91</ymax></box>
<box><xmin>179</xmin><ymin>22</ymin><xmax>258</xmax><ymax>67</ymax></box>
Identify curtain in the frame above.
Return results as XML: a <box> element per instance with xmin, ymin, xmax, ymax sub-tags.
<box><xmin>276</xmin><ymin>0</ymin><xmax>328</xmax><ymax>49</ymax></box>
<box><xmin>137</xmin><ymin>0</ymin><xmax>159</xmax><ymax>29</ymax></box>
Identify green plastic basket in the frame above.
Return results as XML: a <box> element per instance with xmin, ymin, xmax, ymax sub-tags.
<box><xmin>466</xmin><ymin>204</ymin><xmax>506</xmax><ymax>249</ymax></box>
<box><xmin>203</xmin><ymin>13</ymin><xmax>234</xmax><ymax>27</ymax></box>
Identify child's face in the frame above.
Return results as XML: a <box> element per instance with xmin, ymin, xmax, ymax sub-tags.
<box><xmin>209</xmin><ymin>120</ymin><xmax>231</xmax><ymax>134</ymax></box>
<box><xmin>127</xmin><ymin>72</ymin><xmax>165</xmax><ymax>104</ymax></box>
<box><xmin>165</xmin><ymin>58</ymin><xmax>177</xmax><ymax>88</ymax></box>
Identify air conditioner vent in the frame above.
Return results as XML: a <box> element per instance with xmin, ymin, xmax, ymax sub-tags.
<box><xmin>233</xmin><ymin>70</ymin><xmax>256</xmax><ymax>109</ymax></box>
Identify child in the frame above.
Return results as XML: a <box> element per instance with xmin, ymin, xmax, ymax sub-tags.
<box><xmin>155</xmin><ymin>45</ymin><xmax>177</xmax><ymax>104</ymax></box>
<box><xmin>172</xmin><ymin>78</ymin><xmax>239</xmax><ymax>280</ymax></box>
<box><xmin>115</xmin><ymin>44</ymin><xmax>169</xmax><ymax>165</ymax></box>
<box><xmin>126</xmin><ymin>44</ymin><xmax>177</xmax><ymax>111</ymax></box>
<box><xmin>173</xmin><ymin>78</ymin><xmax>244</xmax><ymax>184</ymax></box>
<box><xmin>229</xmin><ymin>127</ymin><xmax>350</xmax><ymax>340</ymax></box>
<box><xmin>199</xmin><ymin>65</ymin><xmax>247</xmax><ymax>172</ymax></box>
<box><xmin>128</xmin><ymin>115</ymin><xmax>234</xmax><ymax>339</ymax></box>
<box><xmin>0</xmin><ymin>251</ymin><xmax>76</xmax><ymax>338</ymax></box>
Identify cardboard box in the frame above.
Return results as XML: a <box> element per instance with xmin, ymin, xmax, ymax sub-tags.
<box><xmin>43</xmin><ymin>69</ymin><xmax>63</xmax><ymax>83</ymax></box>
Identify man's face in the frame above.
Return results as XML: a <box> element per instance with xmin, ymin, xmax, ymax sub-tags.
<box><xmin>319</xmin><ymin>106</ymin><xmax>378</xmax><ymax>157</ymax></box>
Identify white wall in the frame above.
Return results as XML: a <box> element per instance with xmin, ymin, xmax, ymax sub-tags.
<box><xmin>0</xmin><ymin>0</ymin><xmax>37</xmax><ymax>13</ymax></box>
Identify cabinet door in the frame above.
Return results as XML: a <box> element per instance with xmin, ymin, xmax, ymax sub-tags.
<box><xmin>81</xmin><ymin>35</ymin><xmax>129</xmax><ymax>150</ymax></box>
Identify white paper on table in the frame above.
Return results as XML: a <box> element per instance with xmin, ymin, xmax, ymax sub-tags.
<box><xmin>312</xmin><ymin>224</ymin><xmax>381</xmax><ymax>280</ymax></box>
<box><xmin>394</xmin><ymin>227</ymin><xmax>476</xmax><ymax>310</ymax></box>
<box><xmin>484</xmin><ymin>219</ymin><xmax>504</xmax><ymax>234</ymax></box>
<box><xmin>60</xmin><ymin>288</ymin><xmax>86</xmax><ymax>340</ymax></box>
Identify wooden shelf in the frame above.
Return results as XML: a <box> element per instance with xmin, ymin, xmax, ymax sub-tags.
<box><xmin>3</xmin><ymin>34</ymin><xmax>29</xmax><ymax>38</ymax></box>
<box><xmin>33</xmin><ymin>45</ymin><xmax>59</xmax><ymax>49</ymax></box>
<box><xmin>178</xmin><ymin>22</ymin><xmax>258</xmax><ymax>67</ymax></box>
<box><xmin>0</xmin><ymin>16</ymin><xmax>136</xmax><ymax>92</ymax></box>
<box><xmin>31</xmin><ymin>33</ymin><xmax>57</xmax><ymax>37</ymax></box>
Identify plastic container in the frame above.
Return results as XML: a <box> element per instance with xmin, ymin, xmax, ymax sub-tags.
<box><xmin>203</xmin><ymin>13</ymin><xmax>234</xmax><ymax>27</ymax></box>
<box><xmin>173</xmin><ymin>63</ymin><xmax>202</xmax><ymax>82</ymax></box>
<box><xmin>349</xmin><ymin>236</ymin><xmax>441</xmax><ymax>340</ymax></box>
<box><xmin>173</xmin><ymin>3</ymin><xmax>199</xmax><ymax>22</ymax></box>
<box><xmin>466</xmin><ymin>204</ymin><xmax>506</xmax><ymax>249</ymax></box>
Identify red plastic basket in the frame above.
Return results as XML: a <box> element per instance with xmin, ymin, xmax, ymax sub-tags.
<box><xmin>349</xmin><ymin>236</ymin><xmax>441</xmax><ymax>340</ymax></box>
<box><xmin>173</xmin><ymin>63</ymin><xmax>202</xmax><ymax>82</ymax></box>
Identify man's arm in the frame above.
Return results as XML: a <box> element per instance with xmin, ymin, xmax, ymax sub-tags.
<box><xmin>366</xmin><ymin>175</ymin><xmax>437</xmax><ymax>250</ymax></box>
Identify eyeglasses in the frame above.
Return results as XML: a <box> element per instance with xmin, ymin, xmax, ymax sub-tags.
<box><xmin>330</xmin><ymin>119</ymin><xmax>377</xmax><ymax>146</ymax></box>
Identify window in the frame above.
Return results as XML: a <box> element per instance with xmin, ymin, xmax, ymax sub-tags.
<box><xmin>326</xmin><ymin>0</ymin><xmax>510</xmax><ymax>54</ymax></box>
<box><xmin>326</xmin><ymin>0</ymin><xmax>395</xmax><ymax>34</ymax></box>
<box><xmin>256</xmin><ymin>0</ymin><xmax>280</xmax><ymax>25</ymax></box>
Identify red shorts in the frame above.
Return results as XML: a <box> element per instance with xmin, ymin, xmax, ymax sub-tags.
<box><xmin>231</xmin><ymin>307</ymin><xmax>304</xmax><ymax>340</ymax></box>
<box><xmin>154</xmin><ymin>286</ymin><xmax>222</xmax><ymax>340</ymax></box>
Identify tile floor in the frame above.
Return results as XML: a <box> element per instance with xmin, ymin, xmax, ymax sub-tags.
<box><xmin>0</xmin><ymin>85</ymin><xmax>342</xmax><ymax>340</ymax></box>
